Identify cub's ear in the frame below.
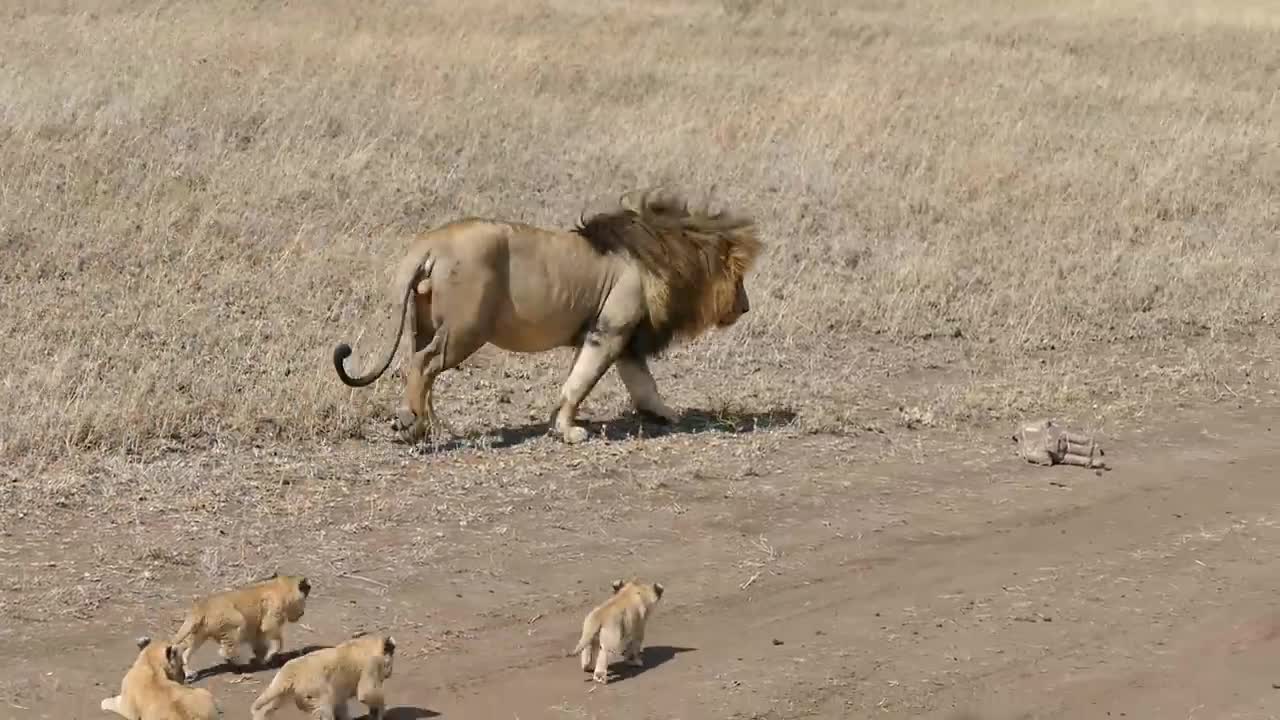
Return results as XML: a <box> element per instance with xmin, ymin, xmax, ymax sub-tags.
<box><xmin>653</xmin><ymin>583</ymin><xmax>664</xmax><ymax>599</ymax></box>
<box><xmin>384</xmin><ymin>636</ymin><xmax>397</xmax><ymax>655</ymax></box>
<box><xmin>611</xmin><ymin>579</ymin><xmax>624</xmax><ymax>593</ymax></box>
<box><xmin>166</xmin><ymin>645</ymin><xmax>180</xmax><ymax>663</ymax></box>
<box><xmin>135</xmin><ymin>636</ymin><xmax>152</xmax><ymax>649</ymax></box>
<box><xmin>298</xmin><ymin>577</ymin><xmax>311</xmax><ymax>596</ymax></box>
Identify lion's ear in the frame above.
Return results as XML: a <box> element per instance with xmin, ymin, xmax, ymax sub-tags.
<box><xmin>653</xmin><ymin>583</ymin><xmax>665</xmax><ymax>599</ymax></box>
<box><xmin>611</xmin><ymin>579</ymin><xmax>624</xmax><ymax>593</ymax></box>
<box><xmin>135</xmin><ymin>636</ymin><xmax>152</xmax><ymax>649</ymax></box>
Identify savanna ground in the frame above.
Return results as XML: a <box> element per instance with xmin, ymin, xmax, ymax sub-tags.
<box><xmin>2</xmin><ymin>0</ymin><xmax>1279</xmax><ymax>718</ymax></box>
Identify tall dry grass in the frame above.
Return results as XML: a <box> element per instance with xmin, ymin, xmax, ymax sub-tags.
<box><xmin>1</xmin><ymin>0</ymin><xmax>1277</xmax><ymax>463</ymax></box>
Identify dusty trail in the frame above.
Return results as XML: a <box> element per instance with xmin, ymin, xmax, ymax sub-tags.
<box><xmin>408</xmin><ymin>408</ymin><xmax>1280</xmax><ymax>720</ymax></box>
<box><xmin>3</xmin><ymin>406</ymin><xmax>1278</xmax><ymax>720</ymax></box>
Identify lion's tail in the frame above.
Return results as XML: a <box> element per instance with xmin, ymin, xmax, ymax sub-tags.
<box><xmin>332</xmin><ymin>254</ymin><xmax>435</xmax><ymax>388</ymax></box>
<box><xmin>569</xmin><ymin>610</ymin><xmax>603</xmax><ymax>657</ymax></box>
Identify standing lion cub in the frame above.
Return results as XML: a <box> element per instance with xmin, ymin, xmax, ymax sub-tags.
<box><xmin>571</xmin><ymin>578</ymin><xmax>665</xmax><ymax>684</ymax></box>
<box><xmin>250</xmin><ymin>632</ymin><xmax>396</xmax><ymax>720</ymax></box>
<box><xmin>170</xmin><ymin>573</ymin><xmax>311</xmax><ymax>681</ymax></box>
<box><xmin>101</xmin><ymin>636</ymin><xmax>221</xmax><ymax>720</ymax></box>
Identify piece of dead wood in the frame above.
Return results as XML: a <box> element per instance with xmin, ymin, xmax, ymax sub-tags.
<box><xmin>1012</xmin><ymin>417</ymin><xmax>1109</xmax><ymax>470</ymax></box>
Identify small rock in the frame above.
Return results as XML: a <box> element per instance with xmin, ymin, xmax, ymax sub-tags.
<box><xmin>771</xmin><ymin>639</ymin><xmax>784</xmax><ymax>646</ymax></box>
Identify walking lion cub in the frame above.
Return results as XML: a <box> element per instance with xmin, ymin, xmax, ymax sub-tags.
<box><xmin>170</xmin><ymin>573</ymin><xmax>311</xmax><ymax>681</ymax></box>
<box><xmin>571</xmin><ymin>578</ymin><xmax>665</xmax><ymax>684</ymax></box>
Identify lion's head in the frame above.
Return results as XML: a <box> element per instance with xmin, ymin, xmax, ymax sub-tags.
<box><xmin>574</xmin><ymin>187</ymin><xmax>764</xmax><ymax>357</ymax></box>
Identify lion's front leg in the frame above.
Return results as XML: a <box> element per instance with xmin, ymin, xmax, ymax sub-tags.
<box><xmin>555</xmin><ymin>332</ymin><xmax>628</xmax><ymax>444</ymax></box>
<box><xmin>615</xmin><ymin>355</ymin><xmax>679</xmax><ymax>425</ymax></box>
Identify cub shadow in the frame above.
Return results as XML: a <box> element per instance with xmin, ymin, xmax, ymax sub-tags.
<box><xmin>599</xmin><ymin>645</ymin><xmax>697</xmax><ymax>684</ymax></box>
<box><xmin>188</xmin><ymin>644</ymin><xmax>330</xmax><ymax>683</ymax></box>
<box><xmin>416</xmin><ymin>407</ymin><xmax>798</xmax><ymax>454</ymax></box>
<box><xmin>380</xmin><ymin>708</ymin><xmax>440</xmax><ymax>720</ymax></box>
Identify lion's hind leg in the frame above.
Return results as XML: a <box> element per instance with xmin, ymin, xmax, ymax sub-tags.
<box><xmin>400</xmin><ymin>326</ymin><xmax>489</xmax><ymax>445</ymax></box>
<box><xmin>395</xmin><ymin>256</ymin><xmax>499</xmax><ymax>445</ymax></box>
<box><xmin>418</xmin><ymin>329</ymin><xmax>455</xmax><ymax>441</ymax></box>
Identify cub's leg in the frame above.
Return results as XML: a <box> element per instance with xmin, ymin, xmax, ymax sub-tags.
<box><xmin>100</xmin><ymin>695</ymin><xmax>125</xmax><ymax>718</ymax></box>
<box><xmin>357</xmin><ymin>665</ymin><xmax>387</xmax><ymax>720</ymax></box>
<box><xmin>217</xmin><ymin>626</ymin><xmax>247</xmax><ymax>669</ymax></box>
<box><xmin>181</xmin><ymin>634</ymin><xmax>207</xmax><ymax>681</ymax></box>
<box><xmin>249</xmin><ymin>676</ymin><xmax>291</xmax><ymax>720</ymax></box>
<box><xmin>615</xmin><ymin>354</ymin><xmax>679</xmax><ymax>424</ymax></box>
<box><xmin>250</xmin><ymin>635</ymin><xmax>272</xmax><ymax>667</ymax></box>
<box><xmin>626</xmin><ymin>625</ymin><xmax>646</xmax><ymax>667</ymax></box>
<box><xmin>579</xmin><ymin>636</ymin><xmax>598</xmax><ymax>672</ymax></box>
<box><xmin>292</xmin><ymin>692</ymin><xmax>336</xmax><ymax>720</ymax></box>
<box><xmin>592</xmin><ymin>623</ymin><xmax>625</xmax><ymax>684</ymax></box>
<box><xmin>256</xmin><ymin>614</ymin><xmax>286</xmax><ymax>665</ymax></box>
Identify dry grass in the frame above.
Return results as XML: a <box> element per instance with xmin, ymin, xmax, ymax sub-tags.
<box><xmin>1</xmin><ymin>0</ymin><xmax>1277</xmax><ymax>471</ymax></box>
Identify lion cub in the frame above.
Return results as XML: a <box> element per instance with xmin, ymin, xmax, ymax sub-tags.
<box><xmin>101</xmin><ymin>636</ymin><xmax>221</xmax><ymax>720</ymax></box>
<box><xmin>170</xmin><ymin>573</ymin><xmax>311</xmax><ymax>681</ymax></box>
<box><xmin>571</xmin><ymin>578</ymin><xmax>665</xmax><ymax>684</ymax></box>
<box><xmin>250</xmin><ymin>632</ymin><xmax>396</xmax><ymax>720</ymax></box>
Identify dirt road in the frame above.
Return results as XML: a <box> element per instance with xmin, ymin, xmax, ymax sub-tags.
<box><xmin>3</xmin><ymin>403</ymin><xmax>1279</xmax><ymax>720</ymax></box>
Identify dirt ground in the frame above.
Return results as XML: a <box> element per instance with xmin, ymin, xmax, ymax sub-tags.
<box><xmin>4</xmin><ymin>393</ymin><xmax>1280</xmax><ymax>720</ymax></box>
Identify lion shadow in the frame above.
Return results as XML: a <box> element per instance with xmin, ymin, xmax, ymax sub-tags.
<box><xmin>417</xmin><ymin>408</ymin><xmax>798</xmax><ymax>454</ymax></box>
<box><xmin>594</xmin><ymin>645</ymin><xmax>696</xmax><ymax>684</ymax></box>
<box><xmin>187</xmin><ymin>643</ymin><xmax>330</xmax><ymax>683</ymax></box>
<box><xmin>379</xmin><ymin>708</ymin><xmax>439</xmax><ymax>720</ymax></box>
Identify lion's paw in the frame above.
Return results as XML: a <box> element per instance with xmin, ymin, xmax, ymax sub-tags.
<box><xmin>562</xmin><ymin>426</ymin><xmax>590</xmax><ymax>444</ymax></box>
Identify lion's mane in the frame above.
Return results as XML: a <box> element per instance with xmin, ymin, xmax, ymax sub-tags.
<box><xmin>573</xmin><ymin>188</ymin><xmax>764</xmax><ymax>357</ymax></box>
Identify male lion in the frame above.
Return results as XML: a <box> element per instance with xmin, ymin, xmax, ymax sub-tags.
<box><xmin>332</xmin><ymin>188</ymin><xmax>765</xmax><ymax>445</ymax></box>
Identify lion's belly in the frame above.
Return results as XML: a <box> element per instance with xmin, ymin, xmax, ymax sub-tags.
<box><xmin>484</xmin><ymin>233</ymin><xmax>619</xmax><ymax>353</ymax></box>
<box><xmin>488</xmin><ymin>302</ymin><xmax>590</xmax><ymax>353</ymax></box>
